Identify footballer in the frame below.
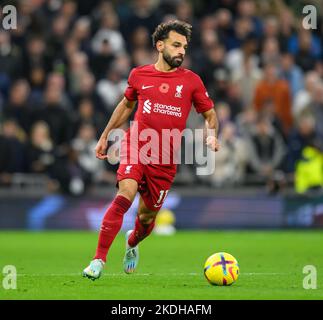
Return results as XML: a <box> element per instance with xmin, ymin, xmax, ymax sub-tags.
<box><xmin>83</xmin><ymin>20</ymin><xmax>220</xmax><ymax>280</ymax></box>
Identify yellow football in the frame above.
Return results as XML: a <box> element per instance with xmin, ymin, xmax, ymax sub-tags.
<box><xmin>204</xmin><ymin>252</ymin><xmax>239</xmax><ymax>286</ymax></box>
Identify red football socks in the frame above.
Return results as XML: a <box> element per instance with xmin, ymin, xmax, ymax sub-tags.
<box><xmin>128</xmin><ymin>215</ymin><xmax>156</xmax><ymax>248</ymax></box>
<box><xmin>94</xmin><ymin>195</ymin><xmax>132</xmax><ymax>262</ymax></box>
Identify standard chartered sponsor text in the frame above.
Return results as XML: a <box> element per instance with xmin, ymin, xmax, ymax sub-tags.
<box><xmin>153</xmin><ymin>103</ymin><xmax>182</xmax><ymax>117</ymax></box>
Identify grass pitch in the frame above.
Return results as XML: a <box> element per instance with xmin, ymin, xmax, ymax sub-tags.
<box><xmin>0</xmin><ymin>230</ymin><xmax>322</xmax><ymax>300</ymax></box>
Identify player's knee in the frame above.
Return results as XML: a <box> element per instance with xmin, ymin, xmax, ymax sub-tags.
<box><xmin>117</xmin><ymin>186</ymin><xmax>136</xmax><ymax>202</ymax></box>
<box><xmin>117</xmin><ymin>179</ymin><xmax>138</xmax><ymax>202</ymax></box>
<box><xmin>117</xmin><ymin>189</ymin><xmax>136</xmax><ymax>202</ymax></box>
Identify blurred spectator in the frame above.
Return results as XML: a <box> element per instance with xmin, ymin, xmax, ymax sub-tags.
<box><xmin>96</xmin><ymin>65</ymin><xmax>128</xmax><ymax>112</ymax></box>
<box><xmin>280</xmin><ymin>52</ymin><xmax>304</xmax><ymax>100</ymax></box>
<box><xmin>175</xmin><ymin>0</ymin><xmax>195</xmax><ymax>25</ymax></box>
<box><xmin>201</xmin><ymin>0</ymin><xmax>237</xmax><ymax>15</ymax></box>
<box><xmin>226</xmin><ymin>34</ymin><xmax>259</xmax><ymax>76</ymax></box>
<box><xmin>0</xmin><ymin>31</ymin><xmax>23</xmax><ymax>95</ymax></box>
<box><xmin>237</xmin><ymin>0</ymin><xmax>263</xmax><ymax>37</ymax></box>
<box><xmin>132</xmin><ymin>47</ymin><xmax>155</xmax><ymax>66</ymax></box>
<box><xmin>28</xmin><ymin>122</ymin><xmax>88</xmax><ymax>195</ymax></box>
<box><xmin>260</xmin><ymin>37</ymin><xmax>281</xmax><ymax>66</ymax></box>
<box><xmin>10</xmin><ymin>1</ymin><xmax>37</xmax><ymax>46</ymax></box>
<box><xmin>246</xmin><ymin>115</ymin><xmax>286</xmax><ymax>184</ymax></box>
<box><xmin>32</xmin><ymin>83</ymin><xmax>73</xmax><ymax>147</ymax></box>
<box><xmin>92</xmin><ymin>11</ymin><xmax>125</xmax><ymax>56</ymax></box>
<box><xmin>294</xmin><ymin>145</ymin><xmax>323</xmax><ymax>194</ymax></box>
<box><xmin>200</xmin><ymin>44</ymin><xmax>228</xmax><ymax>88</ymax></box>
<box><xmin>122</xmin><ymin>0</ymin><xmax>162</xmax><ymax>40</ymax></box>
<box><xmin>190</xmin><ymin>14</ymin><xmax>217</xmax><ymax>74</ymax></box>
<box><xmin>263</xmin><ymin>16</ymin><xmax>279</xmax><ymax>39</ymax></box>
<box><xmin>256</xmin><ymin>98</ymin><xmax>285</xmax><ymax>139</ymax></box>
<box><xmin>70</xmin><ymin>16</ymin><xmax>92</xmax><ymax>54</ymax></box>
<box><xmin>207</xmin><ymin>64</ymin><xmax>231</xmax><ymax>103</ymax></box>
<box><xmin>91</xmin><ymin>0</ymin><xmax>116</xmax><ymax>25</ymax></box>
<box><xmin>77</xmin><ymin>0</ymin><xmax>101</xmax><ymax>16</ymax></box>
<box><xmin>0</xmin><ymin>119</ymin><xmax>27</xmax><ymax>176</ymax></box>
<box><xmin>72</xmin><ymin>71</ymin><xmax>105</xmax><ymax>113</ymax></box>
<box><xmin>255</xmin><ymin>0</ymin><xmax>283</xmax><ymax>16</ymax></box>
<box><xmin>90</xmin><ymin>38</ymin><xmax>115</xmax><ymax>80</ymax></box>
<box><xmin>307</xmin><ymin>82</ymin><xmax>323</xmax><ymax>137</ymax></box>
<box><xmin>22</xmin><ymin>35</ymin><xmax>52</xmax><ymax>82</ymax></box>
<box><xmin>277</xmin><ymin>8</ymin><xmax>295</xmax><ymax>52</ymax></box>
<box><xmin>72</xmin><ymin>123</ymin><xmax>104</xmax><ymax>183</ymax></box>
<box><xmin>215</xmin><ymin>8</ymin><xmax>232</xmax><ymax>47</ymax></box>
<box><xmin>210</xmin><ymin>122</ymin><xmax>248</xmax><ymax>186</ymax></box>
<box><xmin>73</xmin><ymin>98</ymin><xmax>106</xmax><ymax>139</ymax></box>
<box><xmin>226</xmin><ymin>16</ymin><xmax>254</xmax><ymax>51</ymax></box>
<box><xmin>27</xmin><ymin>121</ymin><xmax>56</xmax><ymax>175</ymax></box>
<box><xmin>60</xmin><ymin>0</ymin><xmax>78</xmax><ymax>24</ymax></box>
<box><xmin>253</xmin><ymin>62</ymin><xmax>292</xmax><ymax>134</ymax></box>
<box><xmin>293</xmin><ymin>71</ymin><xmax>320</xmax><ymax>117</ymax></box>
<box><xmin>225</xmin><ymin>82</ymin><xmax>244</xmax><ymax>120</ymax></box>
<box><xmin>67</xmin><ymin>51</ymin><xmax>89</xmax><ymax>96</ymax></box>
<box><xmin>129</xmin><ymin>26</ymin><xmax>151</xmax><ymax>51</ymax></box>
<box><xmin>47</xmin><ymin>14</ymin><xmax>70</xmax><ymax>63</ymax></box>
<box><xmin>200</xmin><ymin>27</ymin><xmax>218</xmax><ymax>52</ymax></box>
<box><xmin>288</xmin><ymin>29</ymin><xmax>321</xmax><ymax>72</ymax></box>
<box><xmin>113</xmin><ymin>54</ymin><xmax>131</xmax><ymax>78</ymax></box>
<box><xmin>3</xmin><ymin>79</ymin><xmax>32</xmax><ymax>133</ymax></box>
<box><xmin>232</xmin><ymin>55</ymin><xmax>262</xmax><ymax>109</ymax></box>
<box><xmin>174</xmin><ymin>0</ymin><xmax>198</xmax><ymax>45</ymax></box>
<box><xmin>28</xmin><ymin>66</ymin><xmax>47</xmax><ymax>106</ymax></box>
<box><xmin>314</xmin><ymin>61</ymin><xmax>323</xmax><ymax>79</ymax></box>
<box><xmin>236</xmin><ymin>107</ymin><xmax>258</xmax><ymax>137</ymax></box>
<box><xmin>216</xmin><ymin>102</ymin><xmax>232</xmax><ymax>132</ymax></box>
<box><xmin>47</xmin><ymin>72</ymin><xmax>72</xmax><ymax>110</ymax></box>
<box><xmin>287</xmin><ymin>112</ymin><xmax>323</xmax><ymax>173</ymax></box>
<box><xmin>63</xmin><ymin>36</ymin><xmax>80</xmax><ymax>64</ymax></box>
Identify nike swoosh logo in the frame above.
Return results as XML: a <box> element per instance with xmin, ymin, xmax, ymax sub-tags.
<box><xmin>142</xmin><ymin>85</ymin><xmax>154</xmax><ymax>89</ymax></box>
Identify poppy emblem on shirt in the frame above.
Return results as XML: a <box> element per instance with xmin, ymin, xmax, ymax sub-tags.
<box><xmin>159</xmin><ymin>83</ymin><xmax>169</xmax><ymax>93</ymax></box>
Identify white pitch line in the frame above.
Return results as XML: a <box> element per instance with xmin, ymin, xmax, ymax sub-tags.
<box><xmin>243</xmin><ymin>273</ymin><xmax>287</xmax><ymax>275</ymax></box>
<box><xmin>17</xmin><ymin>273</ymin><xmax>192</xmax><ymax>277</ymax></box>
<box><xmin>16</xmin><ymin>272</ymin><xmax>286</xmax><ymax>277</ymax></box>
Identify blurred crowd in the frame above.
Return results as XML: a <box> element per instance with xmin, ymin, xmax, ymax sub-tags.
<box><xmin>0</xmin><ymin>0</ymin><xmax>323</xmax><ymax>195</ymax></box>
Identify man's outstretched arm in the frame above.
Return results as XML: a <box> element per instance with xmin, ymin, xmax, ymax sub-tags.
<box><xmin>95</xmin><ymin>97</ymin><xmax>136</xmax><ymax>160</ymax></box>
<box><xmin>202</xmin><ymin>108</ymin><xmax>220</xmax><ymax>152</ymax></box>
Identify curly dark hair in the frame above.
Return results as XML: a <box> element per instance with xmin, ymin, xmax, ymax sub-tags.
<box><xmin>152</xmin><ymin>20</ymin><xmax>192</xmax><ymax>47</ymax></box>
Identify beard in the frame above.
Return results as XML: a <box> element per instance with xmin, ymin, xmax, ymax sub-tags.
<box><xmin>162</xmin><ymin>51</ymin><xmax>184</xmax><ymax>68</ymax></box>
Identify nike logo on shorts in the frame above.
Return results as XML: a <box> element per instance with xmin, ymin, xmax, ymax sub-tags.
<box><xmin>142</xmin><ymin>85</ymin><xmax>154</xmax><ymax>89</ymax></box>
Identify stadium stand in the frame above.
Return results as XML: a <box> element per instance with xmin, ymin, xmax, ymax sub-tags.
<box><xmin>0</xmin><ymin>0</ymin><xmax>323</xmax><ymax>196</ymax></box>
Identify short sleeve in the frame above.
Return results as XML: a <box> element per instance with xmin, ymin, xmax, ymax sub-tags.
<box><xmin>124</xmin><ymin>68</ymin><xmax>138</xmax><ymax>101</ymax></box>
<box><xmin>192</xmin><ymin>75</ymin><xmax>214</xmax><ymax>113</ymax></box>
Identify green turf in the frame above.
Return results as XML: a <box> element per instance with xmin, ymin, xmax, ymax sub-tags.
<box><xmin>0</xmin><ymin>230</ymin><xmax>322</xmax><ymax>300</ymax></box>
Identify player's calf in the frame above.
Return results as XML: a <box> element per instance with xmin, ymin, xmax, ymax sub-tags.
<box><xmin>128</xmin><ymin>215</ymin><xmax>156</xmax><ymax>247</ymax></box>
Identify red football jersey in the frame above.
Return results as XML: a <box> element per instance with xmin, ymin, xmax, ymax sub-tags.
<box><xmin>121</xmin><ymin>64</ymin><xmax>214</xmax><ymax>166</ymax></box>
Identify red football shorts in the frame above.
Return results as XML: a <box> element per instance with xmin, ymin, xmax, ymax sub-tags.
<box><xmin>117</xmin><ymin>163</ymin><xmax>176</xmax><ymax>211</ymax></box>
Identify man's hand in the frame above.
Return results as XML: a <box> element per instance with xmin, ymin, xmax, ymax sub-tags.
<box><xmin>202</xmin><ymin>109</ymin><xmax>219</xmax><ymax>152</ymax></box>
<box><xmin>95</xmin><ymin>138</ymin><xmax>108</xmax><ymax>160</ymax></box>
<box><xmin>206</xmin><ymin>136</ymin><xmax>220</xmax><ymax>152</ymax></box>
